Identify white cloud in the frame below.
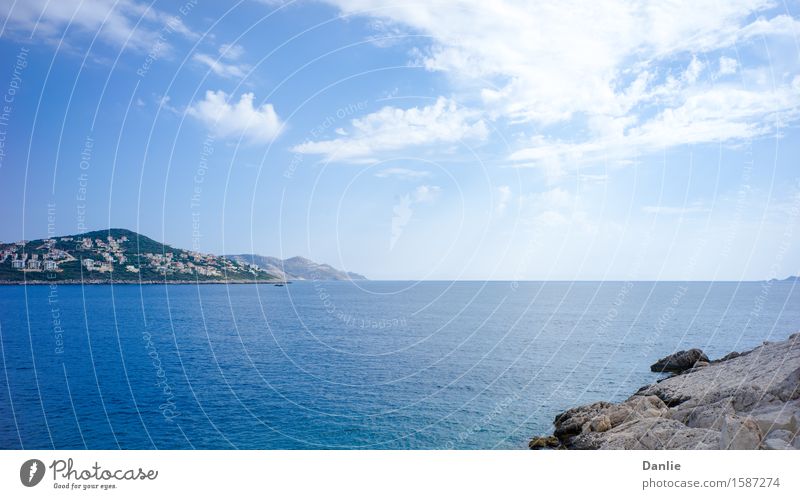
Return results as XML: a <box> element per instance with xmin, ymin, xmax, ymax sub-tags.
<box><xmin>536</xmin><ymin>187</ymin><xmax>572</xmax><ymax>210</ymax></box>
<box><xmin>719</xmin><ymin>56</ymin><xmax>739</xmax><ymax>75</ymax></box>
<box><xmin>643</xmin><ymin>202</ymin><xmax>709</xmax><ymax>215</ymax></box>
<box><xmin>324</xmin><ymin>1</ymin><xmax>794</xmax><ymax>122</ymax></box>
<box><xmin>683</xmin><ymin>56</ymin><xmax>706</xmax><ymax>84</ymax></box>
<box><xmin>218</xmin><ymin>43</ymin><xmax>245</xmax><ymax>60</ymax></box>
<box><xmin>0</xmin><ymin>0</ymin><xmax>197</xmax><ymax>51</ymax></box>
<box><xmin>412</xmin><ymin>184</ymin><xmax>441</xmax><ymax>203</ymax></box>
<box><xmin>156</xmin><ymin>95</ymin><xmax>180</xmax><ymax>115</ymax></box>
<box><xmin>509</xmin><ymin>82</ymin><xmax>800</xmax><ymax>166</ymax></box>
<box><xmin>390</xmin><ymin>184</ymin><xmax>440</xmax><ymax>250</ymax></box>
<box><xmin>495</xmin><ymin>185</ymin><xmax>512</xmax><ymax>214</ymax></box>
<box><xmin>515</xmin><ymin>187</ymin><xmax>597</xmax><ymax>232</ymax></box>
<box><xmin>374</xmin><ymin>167</ymin><xmax>431</xmax><ymax>179</ymax></box>
<box><xmin>291</xmin><ymin>97</ymin><xmax>488</xmax><ymax>162</ymax></box>
<box><xmin>535</xmin><ymin>210</ymin><xmax>570</xmax><ymax>228</ymax></box>
<box><xmin>191</xmin><ymin>53</ymin><xmax>250</xmax><ymax>79</ymax></box>
<box><xmin>579</xmin><ymin>174</ymin><xmax>609</xmax><ymax>184</ymax></box>
<box><xmin>321</xmin><ymin>1</ymin><xmax>800</xmax><ymax>169</ymax></box>
<box><xmin>187</xmin><ymin>90</ymin><xmax>283</xmax><ymax>143</ymax></box>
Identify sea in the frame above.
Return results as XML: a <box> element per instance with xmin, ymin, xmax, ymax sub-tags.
<box><xmin>0</xmin><ymin>280</ymin><xmax>798</xmax><ymax>449</ymax></box>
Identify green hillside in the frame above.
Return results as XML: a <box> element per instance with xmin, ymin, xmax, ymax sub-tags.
<box><xmin>0</xmin><ymin>228</ymin><xmax>279</xmax><ymax>283</ymax></box>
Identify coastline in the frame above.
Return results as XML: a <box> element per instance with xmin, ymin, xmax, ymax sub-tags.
<box><xmin>530</xmin><ymin>332</ymin><xmax>800</xmax><ymax>450</ymax></box>
<box><xmin>0</xmin><ymin>279</ymin><xmax>288</xmax><ymax>285</ymax></box>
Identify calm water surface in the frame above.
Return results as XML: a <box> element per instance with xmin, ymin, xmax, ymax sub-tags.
<box><xmin>1</xmin><ymin>281</ymin><xmax>798</xmax><ymax>449</ymax></box>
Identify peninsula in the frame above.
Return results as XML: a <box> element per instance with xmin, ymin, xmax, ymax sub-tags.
<box><xmin>0</xmin><ymin>229</ymin><xmax>365</xmax><ymax>284</ymax></box>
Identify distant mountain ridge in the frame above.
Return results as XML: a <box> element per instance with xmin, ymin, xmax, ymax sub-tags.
<box><xmin>226</xmin><ymin>254</ymin><xmax>367</xmax><ymax>281</ymax></box>
<box><xmin>768</xmin><ymin>275</ymin><xmax>799</xmax><ymax>282</ymax></box>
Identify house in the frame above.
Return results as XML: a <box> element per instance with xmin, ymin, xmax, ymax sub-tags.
<box><xmin>43</xmin><ymin>260</ymin><xmax>58</xmax><ymax>271</ymax></box>
<box><xmin>27</xmin><ymin>259</ymin><xmax>42</xmax><ymax>270</ymax></box>
<box><xmin>11</xmin><ymin>255</ymin><xmax>25</xmax><ymax>269</ymax></box>
<box><xmin>83</xmin><ymin>258</ymin><xmax>95</xmax><ymax>270</ymax></box>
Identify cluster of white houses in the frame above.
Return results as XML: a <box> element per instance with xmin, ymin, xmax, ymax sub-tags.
<box><xmin>141</xmin><ymin>251</ymin><xmax>227</xmax><ymax>276</ymax></box>
<box><xmin>3</xmin><ymin>234</ymin><xmax>261</xmax><ymax>277</ymax></box>
<box><xmin>7</xmin><ymin>253</ymin><xmax>60</xmax><ymax>271</ymax></box>
<box><xmin>2</xmin><ymin>237</ymin><xmax>70</xmax><ymax>271</ymax></box>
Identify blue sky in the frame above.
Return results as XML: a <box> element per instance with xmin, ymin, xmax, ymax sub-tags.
<box><xmin>1</xmin><ymin>0</ymin><xmax>799</xmax><ymax>280</ymax></box>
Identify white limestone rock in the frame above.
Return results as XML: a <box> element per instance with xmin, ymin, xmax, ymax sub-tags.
<box><xmin>719</xmin><ymin>415</ymin><xmax>762</xmax><ymax>450</ymax></box>
<box><xmin>534</xmin><ymin>333</ymin><xmax>800</xmax><ymax>450</ymax></box>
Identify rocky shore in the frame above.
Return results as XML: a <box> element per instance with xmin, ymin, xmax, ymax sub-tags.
<box><xmin>530</xmin><ymin>332</ymin><xmax>800</xmax><ymax>450</ymax></box>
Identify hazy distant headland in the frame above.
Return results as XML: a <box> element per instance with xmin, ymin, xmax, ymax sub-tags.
<box><xmin>226</xmin><ymin>254</ymin><xmax>367</xmax><ymax>281</ymax></box>
<box><xmin>0</xmin><ymin>228</ymin><xmax>366</xmax><ymax>284</ymax></box>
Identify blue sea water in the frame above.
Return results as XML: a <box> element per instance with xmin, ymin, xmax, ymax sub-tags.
<box><xmin>0</xmin><ymin>280</ymin><xmax>798</xmax><ymax>450</ymax></box>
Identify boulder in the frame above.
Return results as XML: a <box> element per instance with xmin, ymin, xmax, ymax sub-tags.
<box><xmin>528</xmin><ymin>435</ymin><xmax>560</xmax><ymax>449</ymax></box>
<box><xmin>747</xmin><ymin>404</ymin><xmax>797</xmax><ymax>435</ymax></box>
<box><xmin>716</xmin><ymin>351</ymin><xmax>740</xmax><ymax>363</ymax></box>
<box><xmin>589</xmin><ymin>415</ymin><xmax>612</xmax><ymax>432</ymax></box>
<box><xmin>765</xmin><ymin>429</ymin><xmax>794</xmax><ymax>443</ymax></box>
<box><xmin>571</xmin><ymin>417</ymin><xmax>720</xmax><ymax>450</ymax></box>
<box><xmin>768</xmin><ymin>367</ymin><xmax>800</xmax><ymax>402</ymax></box>
<box><xmin>606</xmin><ymin>406</ymin><xmax>634</xmax><ymax>427</ymax></box>
<box><xmin>553</xmin><ymin>401</ymin><xmax>612</xmax><ymax>439</ymax></box>
<box><xmin>529</xmin><ymin>333</ymin><xmax>800</xmax><ymax>450</ymax></box>
<box><xmin>719</xmin><ymin>415</ymin><xmax>762</xmax><ymax>450</ymax></box>
<box><xmin>651</xmin><ymin>348</ymin><xmax>709</xmax><ymax>374</ymax></box>
<box><xmin>731</xmin><ymin>385</ymin><xmax>771</xmax><ymax>411</ymax></box>
<box><xmin>621</xmin><ymin>395</ymin><xmax>668</xmax><ymax>419</ymax></box>
<box><xmin>680</xmin><ymin>397</ymin><xmax>734</xmax><ymax>431</ymax></box>
<box><xmin>625</xmin><ymin>395</ymin><xmax>667</xmax><ymax>411</ymax></box>
<box><xmin>762</xmin><ymin>438</ymin><xmax>792</xmax><ymax>450</ymax></box>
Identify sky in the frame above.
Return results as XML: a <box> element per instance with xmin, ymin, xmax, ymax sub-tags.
<box><xmin>0</xmin><ymin>0</ymin><xmax>799</xmax><ymax>280</ymax></box>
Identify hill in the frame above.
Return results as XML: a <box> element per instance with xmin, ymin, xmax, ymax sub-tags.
<box><xmin>226</xmin><ymin>254</ymin><xmax>367</xmax><ymax>281</ymax></box>
<box><xmin>0</xmin><ymin>228</ymin><xmax>279</xmax><ymax>283</ymax></box>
